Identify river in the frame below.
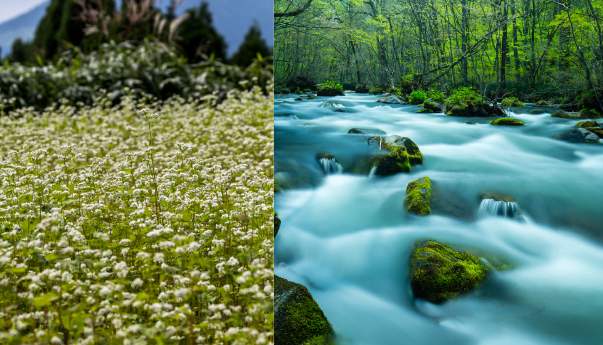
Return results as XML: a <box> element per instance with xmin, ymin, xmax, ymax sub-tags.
<box><xmin>274</xmin><ymin>92</ymin><xmax>603</xmax><ymax>345</ymax></box>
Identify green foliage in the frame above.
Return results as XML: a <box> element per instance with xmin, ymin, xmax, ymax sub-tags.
<box><xmin>304</xmin><ymin>89</ymin><xmax>312</xmax><ymax>93</ymax></box>
<box><xmin>426</xmin><ymin>89</ymin><xmax>445</xmax><ymax>103</ymax></box>
<box><xmin>229</xmin><ymin>21</ymin><xmax>272</xmax><ymax>67</ymax></box>
<box><xmin>355</xmin><ymin>83</ymin><xmax>369</xmax><ymax>93</ymax></box>
<box><xmin>295</xmin><ymin>87</ymin><xmax>304</xmax><ymax>94</ymax></box>
<box><xmin>275</xmin><ymin>85</ymin><xmax>290</xmax><ymax>94</ymax></box>
<box><xmin>368</xmin><ymin>86</ymin><xmax>385</xmax><ymax>94</ymax></box>
<box><xmin>317</xmin><ymin>80</ymin><xmax>344</xmax><ymax>96</ymax></box>
<box><xmin>448</xmin><ymin>87</ymin><xmax>483</xmax><ymax>106</ymax></box>
<box><xmin>0</xmin><ymin>39</ymin><xmax>273</xmax><ymax>112</ymax></box>
<box><xmin>0</xmin><ymin>86</ymin><xmax>274</xmax><ymax>343</ymax></box>
<box><xmin>409</xmin><ymin>90</ymin><xmax>427</xmax><ymax>105</ymax></box>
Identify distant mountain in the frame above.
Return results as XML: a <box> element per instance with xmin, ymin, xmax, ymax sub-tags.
<box><xmin>0</xmin><ymin>0</ymin><xmax>272</xmax><ymax>58</ymax></box>
<box><xmin>0</xmin><ymin>1</ymin><xmax>49</xmax><ymax>58</ymax></box>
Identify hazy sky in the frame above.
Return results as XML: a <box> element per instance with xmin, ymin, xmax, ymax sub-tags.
<box><xmin>0</xmin><ymin>0</ymin><xmax>48</xmax><ymax>23</ymax></box>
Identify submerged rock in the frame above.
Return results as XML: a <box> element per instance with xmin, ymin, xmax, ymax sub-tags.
<box><xmin>551</xmin><ymin>110</ymin><xmax>580</xmax><ymax>119</ymax></box>
<box><xmin>480</xmin><ymin>193</ymin><xmax>515</xmax><ymax>202</ymax></box>
<box><xmin>373</xmin><ymin>146</ymin><xmax>411</xmax><ymax>175</ymax></box>
<box><xmin>404</xmin><ymin>177</ymin><xmax>431</xmax><ymax>215</ymax></box>
<box><xmin>274</xmin><ymin>213</ymin><xmax>281</xmax><ymax>238</ymax></box>
<box><xmin>377</xmin><ymin>94</ymin><xmax>405</xmax><ymax>104</ymax></box>
<box><xmin>274</xmin><ymin>275</ymin><xmax>334</xmax><ymax>345</ymax></box>
<box><xmin>333</xmin><ymin>109</ymin><xmax>350</xmax><ymax>113</ymax></box>
<box><xmin>529</xmin><ymin>109</ymin><xmax>544</xmax><ymax>114</ymax></box>
<box><xmin>490</xmin><ymin>118</ymin><xmax>525</xmax><ymax>126</ymax></box>
<box><xmin>554</xmin><ymin>128</ymin><xmax>600</xmax><ymax>143</ymax></box>
<box><xmin>417</xmin><ymin>109</ymin><xmax>433</xmax><ymax>113</ymax></box>
<box><xmin>348</xmin><ymin>128</ymin><xmax>386</xmax><ymax>135</ymax></box>
<box><xmin>320</xmin><ymin>101</ymin><xmax>343</xmax><ymax>108</ymax></box>
<box><xmin>410</xmin><ymin>241</ymin><xmax>490</xmax><ymax>304</ymax></box>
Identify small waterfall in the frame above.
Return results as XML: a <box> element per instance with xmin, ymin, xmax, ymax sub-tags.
<box><xmin>368</xmin><ymin>166</ymin><xmax>377</xmax><ymax>177</ymax></box>
<box><xmin>478</xmin><ymin>199</ymin><xmax>519</xmax><ymax>218</ymax></box>
<box><xmin>319</xmin><ymin>158</ymin><xmax>343</xmax><ymax>174</ymax></box>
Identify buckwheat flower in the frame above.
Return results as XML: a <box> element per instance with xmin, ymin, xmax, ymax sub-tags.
<box><xmin>137</xmin><ymin>251</ymin><xmax>150</xmax><ymax>259</ymax></box>
<box><xmin>131</xmin><ymin>278</ymin><xmax>143</xmax><ymax>288</ymax></box>
<box><xmin>51</xmin><ymin>336</ymin><xmax>63</xmax><ymax>344</ymax></box>
<box><xmin>227</xmin><ymin>257</ymin><xmax>239</xmax><ymax>266</ymax></box>
<box><xmin>207</xmin><ymin>285</ymin><xmax>216</xmax><ymax>291</ymax></box>
<box><xmin>154</xmin><ymin>253</ymin><xmax>164</xmax><ymax>263</ymax></box>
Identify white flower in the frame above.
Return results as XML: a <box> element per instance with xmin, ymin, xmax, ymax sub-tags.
<box><xmin>131</xmin><ymin>278</ymin><xmax>143</xmax><ymax>287</ymax></box>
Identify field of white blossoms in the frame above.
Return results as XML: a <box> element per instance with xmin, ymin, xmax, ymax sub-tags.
<box><xmin>0</xmin><ymin>87</ymin><xmax>274</xmax><ymax>344</ymax></box>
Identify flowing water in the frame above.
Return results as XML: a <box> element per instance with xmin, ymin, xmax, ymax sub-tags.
<box><xmin>274</xmin><ymin>93</ymin><xmax>603</xmax><ymax>345</ymax></box>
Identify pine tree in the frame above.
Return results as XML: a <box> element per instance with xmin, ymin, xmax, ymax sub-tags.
<box><xmin>176</xmin><ymin>2</ymin><xmax>227</xmax><ymax>63</ymax></box>
<box><xmin>230</xmin><ymin>21</ymin><xmax>272</xmax><ymax>67</ymax></box>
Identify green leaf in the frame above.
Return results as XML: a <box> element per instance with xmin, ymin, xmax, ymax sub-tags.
<box><xmin>33</xmin><ymin>292</ymin><xmax>58</xmax><ymax>308</ymax></box>
<box><xmin>136</xmin><ymin>292</ymin><xmax>148</xmax><ymax>301</ymax></box>
<box><xmin>181</xmin><ymin>211</ymin><xmax>192</xmax><ymax>222</ymax></box>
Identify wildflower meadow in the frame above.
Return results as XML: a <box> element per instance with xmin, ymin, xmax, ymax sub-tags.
<box><xmin>0</xmin><ymin>86</ymin><xmax>274</xmax><ymax>344</ymax></box>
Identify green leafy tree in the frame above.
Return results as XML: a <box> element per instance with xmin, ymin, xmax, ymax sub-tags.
<box><xmin>230</xmin><ymin>21</ymin><xmax>272</xmax><ymax>67</ymax></box>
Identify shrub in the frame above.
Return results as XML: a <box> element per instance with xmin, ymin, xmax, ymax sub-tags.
<box><xmin>295</xmin><ymin>87</ymin><xmax>303</xmax><ymax>94</ymax></box>
<box><xmin>0</xmin><ymin>86</ymin><xmax>274</xmax><ymax>343</ymax></box>
<box><xmin>304</xmin><ymin>88</ymin><xmax>312</xmax><ymax>93</ymax></box>
<box><xmin>369</xmin><ymin>86</ymin><xmax>385</xmax><ymax>94</ymax></box>
<box><xmin>409</xmin><ymin>90</ymin><xmax>427</xmax><ymax>105</ymax></box>
<box><xmin>448</xmin><ymin>87</ymin><xmax>483</xmax><ymax>106</ymax></box>
<box><xmin>426</xmin><ymin>89</ymin><xmax>445</xmax><ymax>103</ymax></box>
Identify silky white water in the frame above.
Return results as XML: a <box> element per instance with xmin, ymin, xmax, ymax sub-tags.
<box><xmin>274</xmin><ymin>93</ymin><xmax>603</xmax><ymax>345</ymax></box>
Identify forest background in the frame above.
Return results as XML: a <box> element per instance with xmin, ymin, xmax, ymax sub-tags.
<box><xmin>275</xmin><ymin>0</ymin><xmax>603</xmax><ymax>111</ymax></box>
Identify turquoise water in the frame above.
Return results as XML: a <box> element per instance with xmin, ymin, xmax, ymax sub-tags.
<box><xmin>274</xmin><ymin>93</ymin><xmax>603</xmax><ymax>345</ymax></box>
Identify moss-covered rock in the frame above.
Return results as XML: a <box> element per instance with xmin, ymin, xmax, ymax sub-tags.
<box><xmin>410</xmin><ymin>241</ymin><xmax>490</xmax><ymax>304</ymax></box>
<box><xmin>417</xmin><ymin>109</ymin><xmax>433</xmax><ymax>113</ymax></box>
<box><xmin>480</xmin><ymin>193</ymin><xmax>516</xmax><ymax>202</ymax></box>
<box><xmin>373</xmin><ymin>146</ymin><xmax>411</xmax><ymax>176</ymax></box>
<box><xmin>536</xmin><ymin>100</ymin><xmax>553</xmax><ymax>106</ymax></box>
<box><xmin>274</xmin><ymin>275</ymin><xmax>334</xmax><ymax>345</ymax></box>
<box><xmin>377</xmin><ymin>94</ymin><xmax>404</xmax><ymax>104</ymax></box>
<box><xmin>576</xmin><ymin>120</ymin><xmax>599</xmax><ymax>128</ymax></box>
<box><xmin>274</xmin><ymin>213</ymin><xmax>281</xmax><ymax>238</ymax></box>
<box><xmin>404</xmin><ymin>177</ymin><xmax>431</xmax><ymax>215</ymax></box>
<box><xmin>501</xmin><ymin>97</ymin><xmax>525</xmax><ymax>107</ymax></box>
<box><xmin>529</xmin><ymin>109</ymin><xmax>544</xmax><ymax>114</ymax></box>
<box><xmin>422</xmin><ymin>99</ymin><xmax>442</xmax><ymax>112</ymax></box>
<box><xmin>295</xmin><ymin>98</ymin><xmax>304</xmax><ymax>101</ymax></box>
<box><xmin>490</xmin><ymin>118</ymin><xmax>525</xmax><ymax>126</ymax></box>
<box><xmin>383</xmin><ymin>135</ymin><xmax>423</xmax><ymax>165</ymax></box>
<box><xmin>551</xmin><ymin>110</ymin><xmax>578</xmax><ymax>119</ymax></box>
<box><xmin>579</xmin><ymin>108</ymin><xmax>603</xmax><ymax>119</ymax></box>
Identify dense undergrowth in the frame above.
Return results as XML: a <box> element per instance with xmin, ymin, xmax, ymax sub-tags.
<box><xmin>0</xmin><ymin>39</ymin><xmax>273</xmax><ymax>113</ymax></box>
<box><xmin>0</xmin><ymin>86</ymin><xmax>274</xmax><ymax>344</ymax></box>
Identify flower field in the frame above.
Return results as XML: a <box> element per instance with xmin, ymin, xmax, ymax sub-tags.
<box><xmin>0</xmin><ymin>87</ymin><xmax>274</xmax><ymax>344</ymax></box>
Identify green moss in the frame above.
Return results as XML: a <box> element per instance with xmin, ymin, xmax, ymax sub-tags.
<box><xmin>490</xmin><ymin>118</ymin><xmax>525</xmax><ymax>126</ymax></box>
<box><xmin>410</xmin><ymin>241</ymin><xmax>490</xmax><ymax>304</ymax></box>
<box><xmin>529</xmin><ymin>109</ymin><xmax>544</xmax><ymax>114</ymax></box>
<box><xmin>404</xmin><ymin>176</ymin><xmax>431</xmax><ymax>215</ymax></box>
<box><xmin>536</xmin><ymin>100</ymin><xmax>552</xmax><ymax>106</ymax></box>
<box><xmin>417</xmin><ymin>109</ymin><xmax>433</xmax><ymax>113</ymax></box>
<box><xmin>501</xmin><ymin>97</ymin><xmax>525</xmax><ymax>107</ymax></box>
<box><xmin>381</xmin><ymin>136</ymin><xmax>423</xmax><ymax>165</ymax></box>
<box><xmin>587</xmin><ymin>127</ymin><xmax>603</xmax><ymax>138</ymax></box>
<box><xmin>579</xmin><ymin>108</ymin><xmax>603</xmax><ymax>119</ymax></box>
<box><xmin>303</xmin><ymin>335</ymin><xmax>337</xmax><ymax>345</ymax></box>
<box><xmin>274</xmin><ymin>212</ymin><xmax>281</xmax><ymax>238</ymax></box>
<box><xmin>317</xmin><ymin>80</ymin><xmax>345</xmax><ymax>96</ymax></box>
<box><xmin>576</xmin><ymin>120</ymin><xmax>599</xmax><ymax>127</ymax></box>
<box><xmin>422</xmin><ymin>99</ymin><xmax>441</xmax><ymax>112</ymax></box>
<box><xmin>275</xmin><ymin>276</ymin><xmax>333</xmax><ymax>345</ymax></box>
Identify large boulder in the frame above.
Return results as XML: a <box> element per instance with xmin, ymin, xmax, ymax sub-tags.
<box><xmin>586</xmin><ymin>127</ymin><xmax>603</xmax><ymax>138</ymax></box>
<box><xmin>377</xmin><ymin>94</ymin><xmax>405</xmax><ymax>104</ymax></box>
<box><xmin>575</xmin><ymin>120</ymin><xmax>599</xmax><ymax>128</ymax></box>
<box><xmin>444</xmin><ymin>88</ymin><xmax>505</xmax><ymax>117</ymax></box>
<box><xmin>490</xmin><ymin>118</ymin><xmax>525</xmax><ymax>126</ymax></box>
<box><xmin>422</xmin><ymin>99</ymin><xmax>442</xmax><ymax>112</ymax></box>
<box><xmin>404</xmin><ymin>177</ymin><xmax>431</xmax><ymax>215</ymax></box>
<box><xmin>383</xmin><ymin>135</ymin><xmax>423</xmax><ymax>165</ymax></box>
<box><xmin>410</xmin><ymin>241</ymin><xmax>490</xmax><ymax>304</ymax></box>
<box><xmin>554</xmin><ymin>128</ymin><xmax>600</xmax><ymax>143</ymax></box>
<box><xmin>274</xmin><ymin>276</ymin><xmax>334</xmax><ymax>345</ymax></box>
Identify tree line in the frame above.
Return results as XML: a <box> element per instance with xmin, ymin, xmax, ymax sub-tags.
<box><xmin>6</xmin><ymin>0</ymin><xmax>271</xmax><ymax>68</ymax></box>
<box><xmin>275</xmin><ymin>0</ymin><xmax>603</xmax><ymax>107</ymax></box>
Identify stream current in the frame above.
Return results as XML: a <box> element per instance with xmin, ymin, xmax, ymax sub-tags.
<box><xmin>274</xmin><ymin>93</ymin><xmax>603</xmax><ymax>345</ymax></box>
